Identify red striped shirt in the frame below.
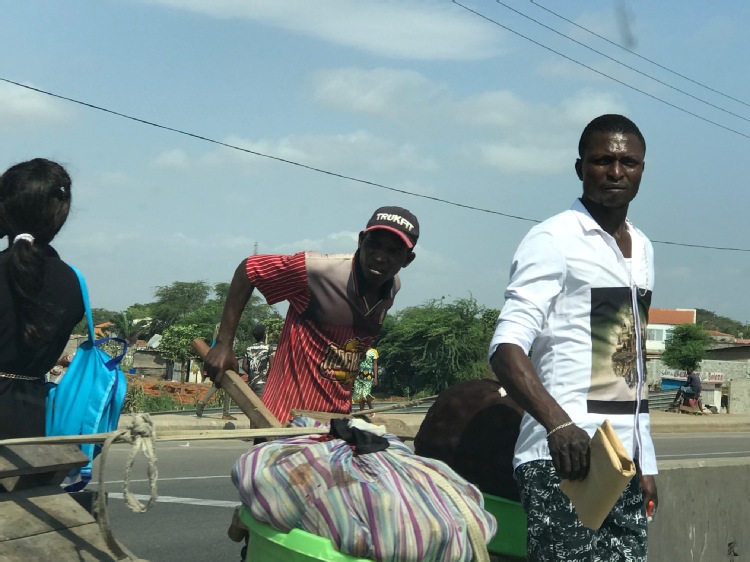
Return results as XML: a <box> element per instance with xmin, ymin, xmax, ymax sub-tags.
<box><xmin>246</xmin><ymin>252</ymin><xmax>398</xmax><ymax>423</ymax></box>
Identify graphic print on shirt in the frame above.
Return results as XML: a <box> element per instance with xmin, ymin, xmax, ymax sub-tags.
<box><xmin>319</xmin><ymin>338</ymin><xmax>371</xmax><ymax>386</ymax></box>
<box><xmin>588</xmin><ymin>287</ymin><xmax>651</xmax><ymax>414</ymax></box>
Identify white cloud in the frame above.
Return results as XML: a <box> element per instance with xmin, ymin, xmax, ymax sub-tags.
<box><xmin>479</xmin><ymin>143</ymin><xmax>570</xmax><ymax>175</ymax></box>
<box><xmin>454</xmin><ymin>89</ymin><xmax>629</xmax><ymax>174</ymax></box>
<box><xmin>142</xmin><ymin>0</ymin><xmax>504</xmax><ymax>60</ymax></box>
<box><xmin>454</xmin><ymin>90</ymin><xmax>533</xmax><ymax>129</ymax></box>
<box><xmin>198</xmin><ymin>131</ymin><xmax>436</xmax><ymax>174</ymax></box>
<box><xmin>310</xmin><ymin>67</ymin><xmax>448</xmax><ymax>119</ymax></box>
<box><xmin>0</xmin><ymin>82</ymin><xmax>73</xmax><ymax>131</ymax></box>
<box><xmin>559</xmin><ymin>90</ymin><xmax>627</xmax><ymax>124</ymax></box>
<box><xmin>151</xmin><ymin>148</ymin><xmax>191</xmax><ymax>170</ymax></box>
<box><xmin>275</xmin><ymin>230</ymin><xmax>358</xmax><ymax>254</ymax></box>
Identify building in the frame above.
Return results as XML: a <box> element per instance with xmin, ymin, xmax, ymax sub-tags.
<box><xmin>646</xmin><ymin>308</ymin><xmax>696</xmax><ymax>356</ymax></box>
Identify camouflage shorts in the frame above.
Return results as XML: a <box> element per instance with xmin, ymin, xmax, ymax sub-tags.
<box><xmin>515</xmin><ymin>460</ymin><xmax>648</xmax><ymax>562</ymax></box>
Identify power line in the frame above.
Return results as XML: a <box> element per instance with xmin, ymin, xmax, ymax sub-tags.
<box><xmin>0</xmin><ymin>78</ymin><xmax>537</xmax><ymax>225</ymax></box>
<box><xmin>496</xmin><ymin>0</ymin><xmax>750</xmax><ymax>125</ymax></box>
<box><xmin>452</xmin><ymin>1</ymin><xmax>750</xmax><ymax>142</ymax></box>
<box><xmin>1</xmin><ymin>76</ymin><xmax>748</xmax><ymax>252</ymax></box>
<box><xmin>529</xmin><ymin>0</ymin><xmax>750</xmax><ymax>109</ymax></box>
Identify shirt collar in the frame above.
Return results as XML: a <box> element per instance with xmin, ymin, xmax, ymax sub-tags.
<box><xmin>570</xmin><ymin>198</ymin><xmax>635</xmax><ymax>236</ymax></box>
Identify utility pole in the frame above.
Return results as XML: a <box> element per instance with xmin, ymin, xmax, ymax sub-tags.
<box><xmin>253</xmin><ymin>242</ymin><xmax>258</xmax><ymax>256</ymax></box>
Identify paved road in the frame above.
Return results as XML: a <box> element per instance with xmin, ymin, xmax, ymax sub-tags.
<box><xmin>92</xmin><ymin>432</ymin><xmax>750</xmax><ymax>562</ymax></box>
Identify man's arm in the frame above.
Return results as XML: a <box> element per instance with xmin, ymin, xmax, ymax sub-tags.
<box><xmin>490</xmin><ymin>343</ymin><xmax>591</xmax><ymax>480</ymax></box>
<box><xmin>639</xmin><ymin>471</ymin><xmax>658</xmax><ymax>519</ymax></box>
<box><xmin>372</xmin><ymin>357</ymin><xmax>378</xmax><ymax>386</ymax></box>
<box><xmin>204</xmin><ymin>259</ymin><xmax>255</xmax><ymax>383</ymax></box>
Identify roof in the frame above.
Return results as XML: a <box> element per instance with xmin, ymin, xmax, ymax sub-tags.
<box><xmin>707</xmin><ymin>330</ymin><xmax>735</xmax><ymax>339</ymax></box>
<box><xmin>648</xmin><ymin>308</ymin><xmax>696</xmax><ymax>325</ymax></box>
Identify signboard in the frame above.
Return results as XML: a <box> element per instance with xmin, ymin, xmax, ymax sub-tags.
<box><xmin>663</xmin><ymin>369</ymin><xmax>724</xmax><ymax>383</ymax></box>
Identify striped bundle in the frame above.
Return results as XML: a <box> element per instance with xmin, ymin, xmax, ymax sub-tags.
<box><xmin>231</xmin><ymin>417</ymin><xmax>497</xmax><ymax>562</ymax></box>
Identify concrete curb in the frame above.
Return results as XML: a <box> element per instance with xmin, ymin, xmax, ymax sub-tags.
<box><xmin>122</xmin><ymin>410</ymin><xmax>750</xmax><ymax>438</ymax></box>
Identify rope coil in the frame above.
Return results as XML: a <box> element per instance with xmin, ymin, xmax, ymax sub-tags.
<box><xmin>95</xmin><ymin>413</ymin><xmax>158</xmax><ymax>561</ymax></box>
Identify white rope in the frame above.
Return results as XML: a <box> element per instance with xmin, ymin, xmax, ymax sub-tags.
<box><xmin>95</xmin><ymin>413</ymin><xmax>158</xmax><ymax>561</ymax></box>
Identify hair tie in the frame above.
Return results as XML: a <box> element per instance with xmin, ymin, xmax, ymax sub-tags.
<box><xmin>13</xmin><ymin>233</ymin><xmax>35</xmax><ymax>245</ymax></box>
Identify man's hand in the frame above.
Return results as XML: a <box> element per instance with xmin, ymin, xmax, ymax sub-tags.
<box><xmin>639</xmin><ymin>473</ymin><xmax>658</xmax><ymax>520</ymax></box>
<box><xmin>204</xmin><ymin>342</ymin><xmax>239</xmax><ymax>384</ymax></box>
<box><xmin>547</xmin><ymin>423</ymin><xmax>591</xmax><ymax>481</ymax></box>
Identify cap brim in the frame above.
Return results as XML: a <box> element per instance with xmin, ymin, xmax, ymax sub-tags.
<box><xmin>364</xmin><ymin>225</ymin><xmax>415</xmax><ymax>248</ymax></box>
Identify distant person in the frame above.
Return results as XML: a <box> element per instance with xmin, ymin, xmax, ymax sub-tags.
<box><xmin>352</xmin><ymin>347</ymin><xmax>378</xmax><ymax>412</ymax></box>
<box><xmin>0</xmin><ymin>158</ymin><xmax>84</xmax><ymax>439</ymax></box>
<box><xmin>672</xmin><ymin>367</ymin><xmax>703</xmax><ymax>410</ymax></box>
<box><xmin>489</xmin><ymin>115</ymin><xmax>657</xmax><ymax>560</ymax></box>
<box><xmin>242</xmin><ymin>324</ymin><xmax>275</xmax><ymax>397</ymax></box>
<box><xmin>196</xmin><ymin>324</ymin><xmax>235</xmax><ymax>420</ymax></box>
<box><xmin>205</xmin><ymin>206</ymin><xmax>419</xmax><ymax>423</ymax></box>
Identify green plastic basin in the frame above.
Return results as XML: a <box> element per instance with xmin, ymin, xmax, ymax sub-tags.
<box><xmin>482</xmin><ymin>493</ymin><xmax>527</xmax><ymax>559</ymax></box>
<box><xmin>240</xmin><ymin>494</ymin><xmax>527</xmax><ymax>561</ymax></box>
<box><xmin>240</xmin><ymin>507</ymin><xmax>372</xmax><ymax>562</ymax></box>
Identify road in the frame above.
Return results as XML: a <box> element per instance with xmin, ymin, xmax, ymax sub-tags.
<box><xmin>92</xmin><ymin>433</ymin><xmax>750</xmax><ymax>562</ymax></box>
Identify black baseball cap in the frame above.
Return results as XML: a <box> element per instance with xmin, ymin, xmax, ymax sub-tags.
<box><xmin>364</xmin><ymin>206</ymin><xmax>419</xmax><ymax>249</ymax></box>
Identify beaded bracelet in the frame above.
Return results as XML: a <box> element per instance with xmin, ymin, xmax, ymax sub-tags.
<box><xmin>546</xmin><ymin>421</ymin><xmax>574</xmax><ymax>438</ymax></box>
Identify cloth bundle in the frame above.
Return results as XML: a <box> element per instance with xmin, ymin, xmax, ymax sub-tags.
<box><xmin>232</xmin><ymin>417</ymin><xmax>497</xmax><ymax>562</ymax></box>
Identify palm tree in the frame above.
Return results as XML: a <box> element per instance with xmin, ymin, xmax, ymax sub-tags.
<box><xmin>108</xmin><ymin>312</ymin><xmax>147</xmax><ymax>345</ymax></box>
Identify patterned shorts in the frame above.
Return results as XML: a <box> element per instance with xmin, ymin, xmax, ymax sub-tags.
<box><xmin>515</xmin><ymin>460</ymin><xmax>648</xmax><ymax>562</ymax></box>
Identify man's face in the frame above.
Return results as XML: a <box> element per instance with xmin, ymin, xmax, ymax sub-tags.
<box><xmin>357</xmin><ymin>229</ymin><xmax>414</xmax><ymax>288</ymax></box>
<box><xmin>576</xmin><ymin>131</ymin><xmax>646</xmax><ymax>209</ymax></box>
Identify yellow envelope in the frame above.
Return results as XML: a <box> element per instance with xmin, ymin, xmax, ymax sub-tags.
<box><xmin>559</xmin><ymin>419</ymin><xmax>636</xmax><ymax>530</ymax></box>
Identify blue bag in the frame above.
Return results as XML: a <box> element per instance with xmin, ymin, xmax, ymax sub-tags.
<box><xmin>46</xmin><ymin>266</ymin><xmax>128</xmax><ymax>491</ymax></box>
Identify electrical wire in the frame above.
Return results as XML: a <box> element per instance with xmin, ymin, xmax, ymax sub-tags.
<box><xmin>0</xmin><ymin>77</ymin><xmax>538</xmax><ymax>224</ymax></box>
<box><xmin>529</xmin><ymin>0</ymin><xmax>750</xmax><ymax>109</ymax></box>
<box><xmin>1</xmin><ymin>76</ymin><xmax>748</xmax><ymax>252</ymax></box>
<box><xmin>453</xmin><ymin>1</ymin><xmax>750</xmax><ymax>142</ymax></box>
<box><xmin>496</xmin><ymin>0</ymin><xmax>750</xmax><ymax>124</ymax></box>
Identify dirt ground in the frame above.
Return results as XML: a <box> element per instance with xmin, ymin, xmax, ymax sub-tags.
<box><xmin>126</xmin><ymin>375</ymin><xmax>210</xmax><ymax>405</ymax></box>
<box><xmin>126</xmin><ymin>374</ymin><xmax>409</xmax><ymax>406</ymax></box>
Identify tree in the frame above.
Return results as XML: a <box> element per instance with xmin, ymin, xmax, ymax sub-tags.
<box><xmin>177</xmin><ymin>283</ymin><xmax>278</xmax><ymax>353</ymax></box>
<box><xmin>72</xmin><ymin>307</ymin><xmax>118</xmax><ymax>336</ymax></box>
<box><xmin>158</xmin><ymin>324</ymin><xmax>203</xmax><ymax>382</ymax></box>
<box><xmin>263</xmin><ymin>313</ymin><xmax>284</xmax><ymax>344</ymax></box>
<box><xmin>661</xmin><ymin>323</ymin><xmax>713</xmax><ymax>372</ymax></box>
<box><xmin>148</xmin><ymin>281</ymin><xmax>211</xmax><ymax>336</ymax></box>
<box><xmin>696</xmin><ymin>308</ymin><xmax>750</xmax><ymax>339</ymax></box>
<box><xmin>108</xmin><ymin>311</ymin><xmax>149</xmax><ymax>344</ymax></box>
<box><xmin>377</xmin><ymin>296</ymin><xmax>500</xmax><ymax>396</ymax></box>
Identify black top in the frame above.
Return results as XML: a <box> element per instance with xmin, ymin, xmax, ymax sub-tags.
<box><xmin>686</xmin><ymin>372</ymin><xmax>702</xmax><ymax>393</ymax></box>
<box><xmin>0</xmin><ymin>245</ymin><xmax>84</xmax><ymax>377</ymax></box>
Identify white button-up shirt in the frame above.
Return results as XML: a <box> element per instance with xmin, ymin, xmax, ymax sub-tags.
<box><xmin>489</xmin><ymin>199</ymin><xmax>657</xmax><ymax>475</ymax></box>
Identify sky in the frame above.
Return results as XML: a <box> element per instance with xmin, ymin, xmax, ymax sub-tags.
<box><xmin>2</xmin><ymin>0</ymin><xmax>750</xmax><ymax>324</ymax></box>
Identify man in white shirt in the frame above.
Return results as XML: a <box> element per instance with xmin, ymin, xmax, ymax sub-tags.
<box><xmin>489</xmin><ymin>114</ymin><xmax>657</xmax><ymax>561</ymax></box>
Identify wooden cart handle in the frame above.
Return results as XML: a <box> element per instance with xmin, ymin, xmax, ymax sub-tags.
<box><xmin>191</xmin><ymin>338</ymin><xmax>281</xmax><ymax>428</ymax></box>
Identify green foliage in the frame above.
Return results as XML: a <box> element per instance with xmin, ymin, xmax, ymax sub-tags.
<box><xmin>262</xmin><ymin>312</ymin><xmax>284</xmax><ymax>344</ymax></box>
<box><xmin>661</xmin><ymin>323</ymin><xmax>713</xmax><ymax>371</ymax></box>
<box><xmin>146</xmin><ymin>280</ymin><xmax>277</xmax><ymax>354</ymax></box>
<box><xmin>72</xmin><ymin>307</ymin><xmax>118</xmax><ymax>336</ymax></box>
<box><xmin>159</xmin><ymin>324</ymin><xmax>203</xmax><ymax>382</ymax></box>
<box><xmin>696</xmin><ymin>309</ymin><xmax>750</xmax><ymax>339</ymax></box>
<box><xmin>108</xmin><ymin>311</ymin><xmax>149</xmax><ymax>344</ymax></box>
<box><xmin>126</xmin><ymin>303</ymin><xmax>153</xmax><ymax>320</ymax></box>
<box><xmin>122</xmin><ymin>382</ymin><xmax>185</xmax><ymax>413</ymax></box>
<box><xmin>149</xmin><ymin>281</ymin><xmax>211</xmax><ymax>335</ymax></box>
<box><xmin>377</xmin><ymin>296</ymin><xmax>499</xmax><ymax>395</ymax></box>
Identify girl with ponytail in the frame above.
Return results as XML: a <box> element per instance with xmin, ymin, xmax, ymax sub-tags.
<box><xmin>0</xmin><ymin>158</ymin><xmax>84</xmax><ymax>439</ymax></box>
